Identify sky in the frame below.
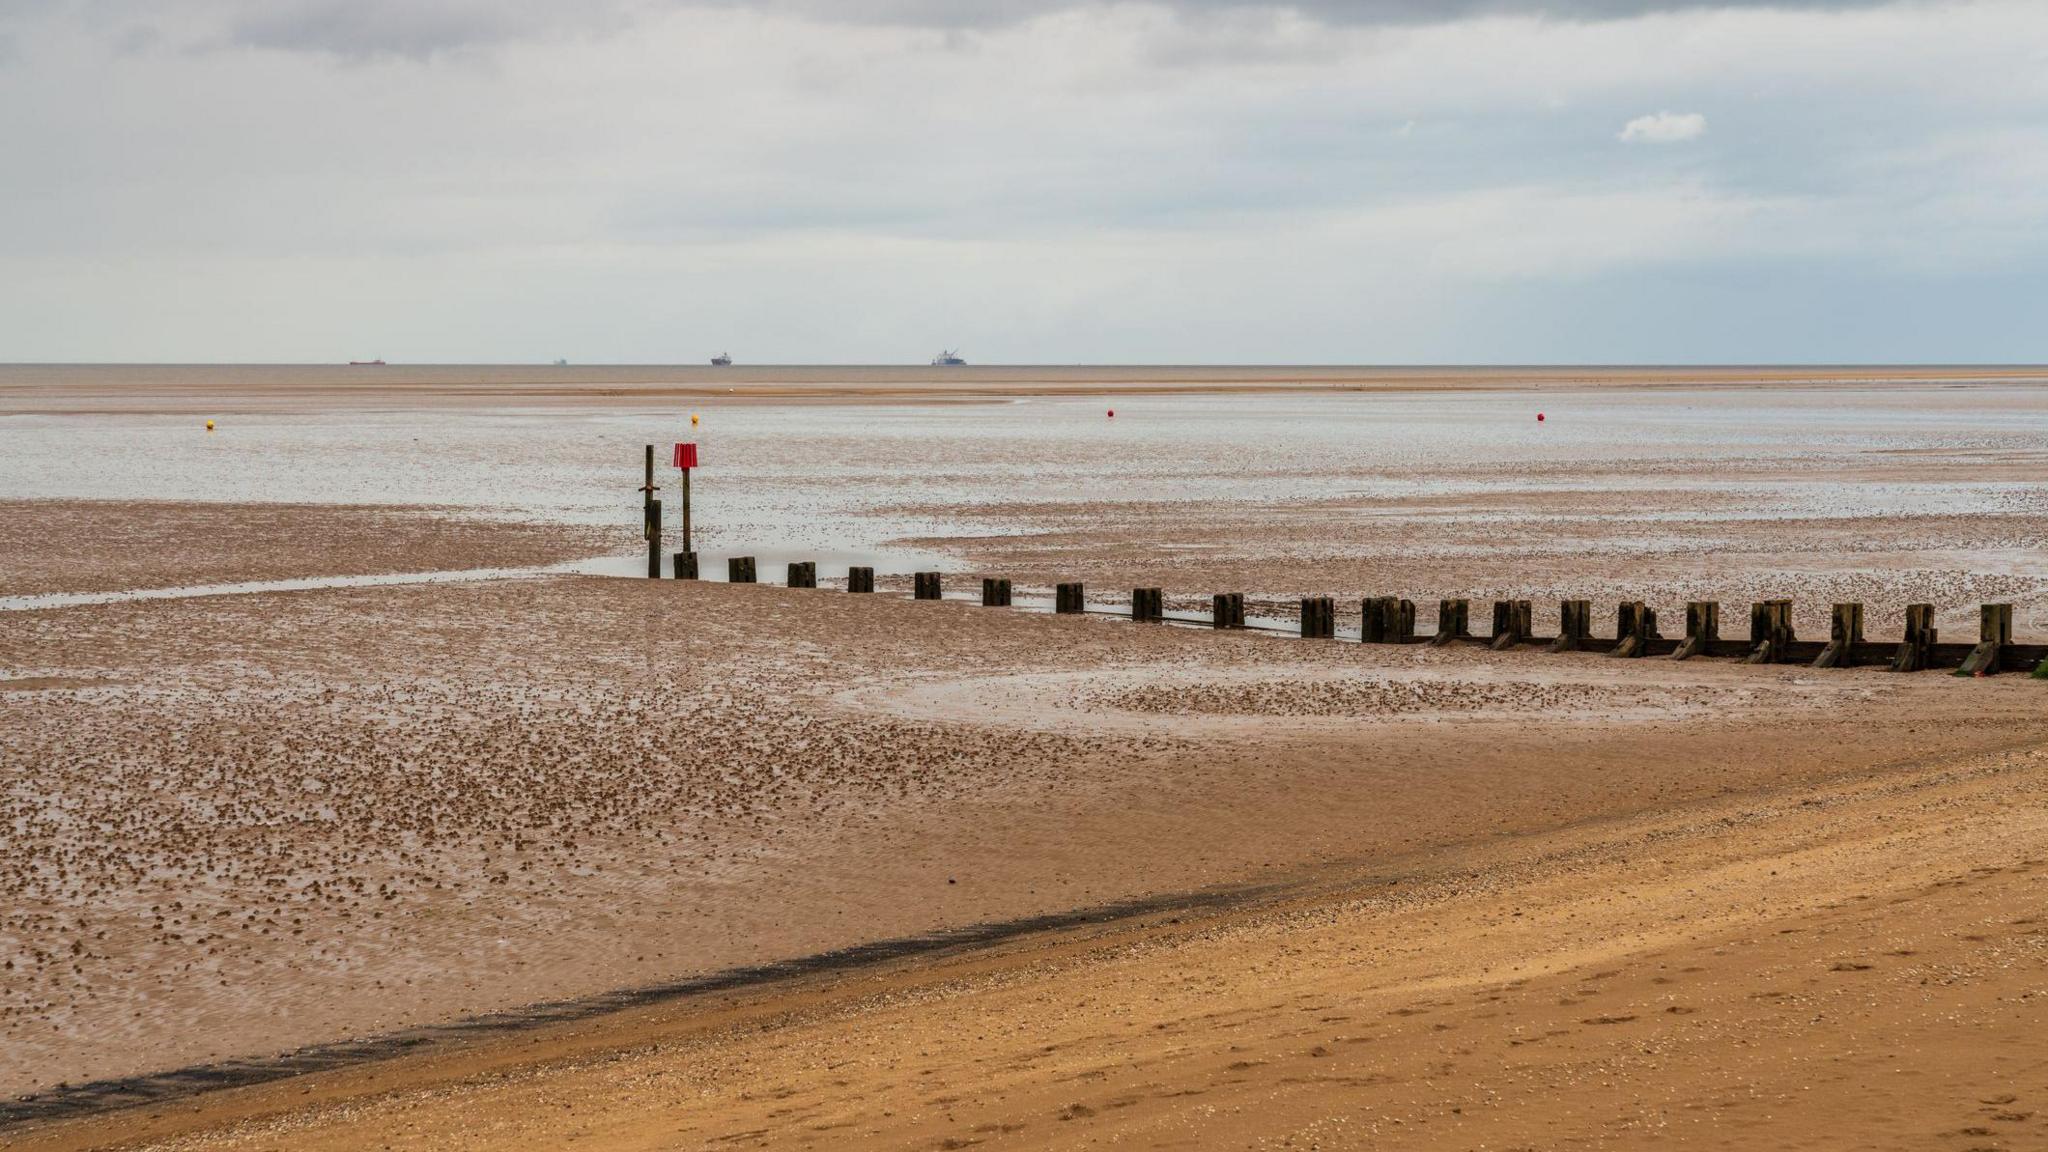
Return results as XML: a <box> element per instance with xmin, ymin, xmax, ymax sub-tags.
<box><xmin>2</xmin><ymin>0</ymin><xmax>2045</xmax><ymax>364</ymax></box>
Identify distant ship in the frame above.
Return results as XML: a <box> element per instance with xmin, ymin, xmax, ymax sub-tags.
<box><xmin>348</xmin><ymin>359</ymin><xmax>386</xmax><ymax>366</ymax></box>
<box><xmin>931</xmin><ymin>349</ymin><xmax>966</xmax><ymax>366</ymax></box>
<box><xmin>553</xmin><ymin>358</ymin><xmax>569</xmax><ymax>367</ymax></box>
<box><xmin>710</xmin><ymin>353</ymin><xmax>733</xmax><ymax>367</ymax></box>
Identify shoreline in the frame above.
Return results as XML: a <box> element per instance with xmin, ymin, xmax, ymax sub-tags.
<box><xmin>5</xmin><ymin>363</ymin><xmax>2048</xmax><ymax>415</ymax></box>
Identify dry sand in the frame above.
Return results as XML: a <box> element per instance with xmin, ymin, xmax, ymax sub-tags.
<box><xmin>4</xmin><ymin>369</ymin><xmax>2047</xmax><ymax>1149</ymax></box>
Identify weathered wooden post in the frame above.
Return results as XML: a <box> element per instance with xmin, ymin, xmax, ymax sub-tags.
<box><xmin>1212</xmin><ymin>592</ymin><xmax>1245</xmax><ymax>629</ymax></box>
<box><xmin>1891</xmin><ymin>603</ymin><xmax>1936</xmax><ymax>671</ymax></box>
<box><xmin>1490</xmin><ymin>600</ymin><xmax>1531</xmax><ymax>650</ymax></box>
<box><xmin>982</xmin><ymin>578</ymin><xmax>1012</xmax><ymax>607</ymax></box>
<box><xmin>1300</xmin><ymin>596</ymin><xmax>1335</xmax><ymax>639</ymax></box>
<box><xmin>1056</xmin><ymin>582</ymin><xmax>1085</xmax><ymax>614</ymax></box>
<box><xmin>1548</xmin><ymin>599</ymin><xmax>1591</xmax><ymax>653</ymax></box>
<box><xmin>1814</xmin><ymin>602</ymin><xmax>1865</xmax><ymax>668</ymax></box>
<box><xmin>728</xmin><ymin>556</ymin><xmax>756</xmax><ymax>583</ymax></box>
<box><xmin>1608</xmin><ymin>601</ymin><xmax>1658</xmax><ymax>658</ymax></box>
<box><xmin>1133</xmin><ymin>587</ymin><xmax>1164</xmax><ymax>622</ymax></box>
<box><xmin>673</xmin><ymin>552</ymin><xmax>698</xmax><ymax>580</ymax></box>
<box><xmin>1744</xmin><ymin>600</ymin><xmax>1794</xmax><ymax>664</ymax></box>
<box><xmin>787</xmin><ymin>561</ymin><xmax>817</xmax><ymax>589</ymax></box>
<box><xmin>1672</xmin><ymin>601</ymin><xmax>1719</xmax><ymax>660</ymax></box>
<box><xmin>1362</xmin><ymin>597</ymin><xmax>1415</xmax><ymax>644</ymax></box>
<box><xmin>1431</xmin><ymin>599</ymin><xmax>1471</xmax><ymax>647</ymax></box>
<box><xmin>914</xmin><ymin>572</ymin><xmax>943</xmax><ymax>600</ymax></box>
<box><xmin>1958</xmin><ymin>603</ymin><xmax>2012</xmax><ymax>676</ymax></box>
<box><xmin>847</xmin><ymin>566</ymin><xmax>875</xmax><ymax>593</ymax></box>
<box><xmin>640</xmin><ymin>445</ymin><xmax>661</xmax><ymax>579</ymax></box>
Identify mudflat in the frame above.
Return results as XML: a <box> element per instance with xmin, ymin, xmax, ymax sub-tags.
<box><xmin>3</xmin><ymin>367</ymin><xmax>2046</xmax><ymax>1149</ymax></box>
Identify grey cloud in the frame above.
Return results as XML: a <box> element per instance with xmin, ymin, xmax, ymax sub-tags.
<box><xmin>101</xmin><ymin>0</ymin><xmax>1904</xmax><ymax>59</ymax></box>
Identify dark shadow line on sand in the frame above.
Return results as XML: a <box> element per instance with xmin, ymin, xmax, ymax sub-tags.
<box><xmin>1</xmin><ymin>877</ymin><xmax>1295</xmax><ymax>1130</ymax></box>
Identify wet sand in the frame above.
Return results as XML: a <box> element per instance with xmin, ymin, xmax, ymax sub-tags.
<box><xmin>4</xmin><ymin>368</ymin><xmax>2047</xmax><ymax>1147</ymax></box>
<box><xmin>0</xmin><ymin>501</ymin><xmax>608</xmax><ymax>597</ymax></box>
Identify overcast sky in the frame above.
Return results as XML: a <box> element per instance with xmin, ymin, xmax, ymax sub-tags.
<box><xmin>2</xmin><ymin>0</ymin><xmax>2045</xmax><ymax>364</ymax></box>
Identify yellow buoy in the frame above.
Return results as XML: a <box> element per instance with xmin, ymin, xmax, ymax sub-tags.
<box><xmin>205</xmin><ymin>420</ymin><xmax>215</xmax><ymax>431</ymax></box>
<box><xmin>691</xmin><ymin>413</ymin><xmax>700</xmax><ymax>426</ymax></box>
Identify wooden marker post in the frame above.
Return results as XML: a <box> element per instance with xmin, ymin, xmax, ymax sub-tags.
<box><xmin>914</xmin><ymin>572</ymin><xmax>943</xmax><ymax>600</ymax></box>
<box><xmin>982</xmin><ymin>578</ymin><xmax>1012</xmax><ymax>607</ymax></box>
<box><xmin>847</xmin><ymin>566</ymin><xmax>875</xmax><ymax>593</ymax></box>
<box><xmin>728</xmin><ymin>556</ymin><xmax>756</xmax><ymax>583</ymax></box>
<box><xmin>1891</xmin><ymin>603</ymin><xmax>1936</xmax><ymax>672</ymax></box>
<box><xmin>1056</xmin><ymin>583</ymin><xmax>1085</xmax><ymax>614</ymax></box>
<box><xmin>787</xmin><ymin>561</ymin><xmax>817</xmax><ymax>589</ymax></box>
<box><xmin>672</xmin><ymin>441</ymin><xmax>698</xmax><ymax>578</ymax></box>
<box><xmin>1958</xmin><ymin>603</ymin><xmax>2012</xmax><ymax>676</ymax></box>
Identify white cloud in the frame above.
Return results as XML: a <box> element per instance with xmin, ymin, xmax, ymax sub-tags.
<box><xmin>1618</xmin><ymin>110</ymin><xmax>1707</xmax><ymax>144</ymax></box>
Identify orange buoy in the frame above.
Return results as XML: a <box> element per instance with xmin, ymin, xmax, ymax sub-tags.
<box><xmin>205</xmin><ymin>419</ymin><xmax>215</xmax><ymax>431</ymax></box>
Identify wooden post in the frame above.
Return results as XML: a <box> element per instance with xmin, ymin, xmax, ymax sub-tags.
<box><xmin>1548</xmin><ymin>600</ymin><xmax>1591</xmax><ymax>653</ymax></box>
<box><xmin>1672</xmin><ymin>601</ymin><xmax>1719</xmax><ymax>660</ymax></box>
<box><xmin>1891</xmin><ymin>603</ymin><xmax>1936</xmax><ymax>672</ymax></box>
<box><xmin>641</xmin><ymin>445</ymin><xmax>661</xmax><ymax>579</ymax></box>
<box><xmin>787</xmin><ymin>561</ymin><xmax>817</xmax><ymax>589</ymax></box>
<box><xmin>1431</xmin><ymin>599</ymin><xmax>1470</xmax><ymax>647</ymax></box>
<box><xmin>680</xmin><ymin>466</ymin><xmax>692</xmax><ymax>556</ymax></box>
<box><xmin>673</xmin><ymin>551</ymin><xmax>698</xmax><ymax>580</ymax></box>
<box><xmin>1608</xmin><ymin>601</ymin><xmax>1657</xmax><ymax>658</ymax></box>
<box><xmin>1133</xmin><ymin>587</ymin><xmax>1164</xmax><ymax>622</ymax></box>
<box><xmin>1212</xmin><ymin>593</ymin><xmax>1244</xmax><ymax>630</ymax></box>
<box><xmin>1958</xmin><ymin>603</ymin><xmax>2012</xmax><ymax>676</ymax></box>
<box><xmin>1056</xmin><ymin>582</ymin><xmax>1085</xmax><ymax>614</ymax></box>
<box><xmin>1362</xmin><ymin>597</ymin><xmax>1414</xmax><ymax>644</ymax></box>
<box><xmin>982</xmin><ymin>578</ymin><xmax>1012</xmax><ymax>607</ymax></box>
<box><xmin>727</xmin><ymin>556</ymin><xmax>756</xmax><ymax>583</ymax></box>
<box><xmin>914</xmin><ymin>572</ymin><xmax>943</xmax><ymax>600</ymax></box>
<box><xmin>1489</xmin><ymin>600</ymin><xmax>1530</xmax><ymax>650</ymax></box>
<box><xmin>1814</xmin><ymin>602</ymin><xmax>1865</xmax><ymax>668</ymax></box>
<box><xmin>1300</xmin><ymin>596</ymin><xmax>1335</xmax><ymax>639</ymax></box>
<box><xmin>1744</xmin><ymin>600</ymin><xmax>1793</xmax><ymax>664</ymax></box>
<box><xmin>847</xmin><ymin>566</ymin><xmax>875</xmax><ymax>594</ymax></box>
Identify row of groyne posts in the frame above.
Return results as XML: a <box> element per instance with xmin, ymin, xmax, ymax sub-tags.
<box><xmin>637</xmin><ymin>447</ymin><xmax>2042</xmax><ymax>677</ymax></box>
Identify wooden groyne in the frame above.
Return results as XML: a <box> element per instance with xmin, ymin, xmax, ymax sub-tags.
<box><xmin>631</xmin><ymin>446</ymin><xmax>2040</xmax><ymax>677</ymax></box>
<box><xmin>660</xmin><ymin>559</ymin><xmax>2044</xmax><ymax>676</ymax></box>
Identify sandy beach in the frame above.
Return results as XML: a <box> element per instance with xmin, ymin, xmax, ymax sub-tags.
<box><xmin>3</xmin><ymin>367</ymin><xmax>2047</xmax><ymax>1149</ymax></box>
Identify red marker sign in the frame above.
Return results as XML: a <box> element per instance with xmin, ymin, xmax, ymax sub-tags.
<box><xmin>673</xmin><ymin>442</ymin><xmax>698</xmax><ymax>469</ymax></box>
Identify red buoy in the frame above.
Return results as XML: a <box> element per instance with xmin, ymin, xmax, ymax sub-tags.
<box><xmin>1536</xmin><ymin>412</ymin><xmax>1546</xmax><ymax>422</ymax></box>
<box><xmin>1107</xmin><ymin>409</ymin><xmax>1115</xmax><ymax>418</ymax></box>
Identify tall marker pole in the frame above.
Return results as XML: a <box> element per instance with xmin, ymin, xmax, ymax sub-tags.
<box><xmin>641</xmin><ymin>444</ymin><xmax>661</xmax><ymax>578</ymax></box>
<box><xmin>672</xmin><ymin>440</ymin><xmax>699</xmax><ymax>579</ymax></box>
